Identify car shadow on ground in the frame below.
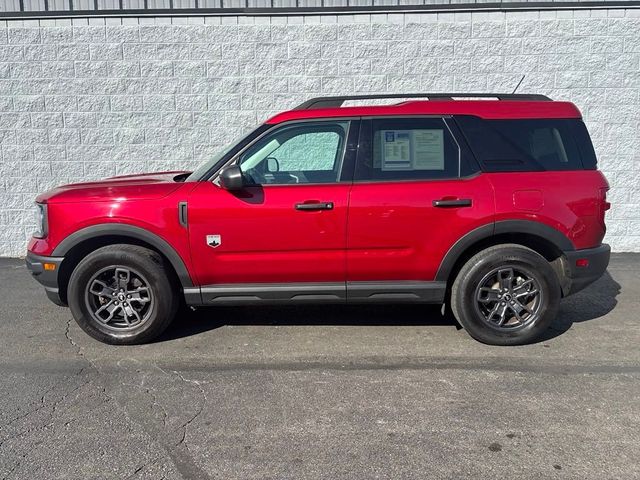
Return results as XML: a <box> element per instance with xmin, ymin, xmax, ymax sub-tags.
<box><xmin>158</xmin><ymin>271</ymin><xmax>622</xmax><ymax>344</ymax></box>
<box><xmin>539</xmin><ymin>270</ymin><xmax>621</xmax><ymax>341</ymax></box>
<box><xmin>159</xmin><ymin>303</ymin><xmax>456</xmax><ymax>343</ymax></box>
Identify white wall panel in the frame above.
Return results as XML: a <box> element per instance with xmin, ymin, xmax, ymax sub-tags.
<box><xmin>0</xmin><ymin>9</ymin><xmax>638</xmax><ymax>255</ymax></box>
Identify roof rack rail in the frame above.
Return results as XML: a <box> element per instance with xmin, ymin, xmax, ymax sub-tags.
<box><xmin>293</xmin><ymin>93</ymin><xmax>552</xmax><ymax>110</ymax></box>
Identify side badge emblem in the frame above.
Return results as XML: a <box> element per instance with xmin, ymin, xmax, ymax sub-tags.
<box><xmin>206</xmin><ymin>235</ymin><xmax>221</xmax><ymax>248</ymax></box>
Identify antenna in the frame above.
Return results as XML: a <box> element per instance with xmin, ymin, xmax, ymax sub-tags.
<box><xmin>512</xmin><ymin>75</ymin><xmax>526</xmax><ymax>95</ymax></box>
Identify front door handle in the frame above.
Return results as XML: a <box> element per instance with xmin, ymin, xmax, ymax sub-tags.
<box><xmin>295</xmin><ymin>202</ymin><xmax>334</xmax><ymax>211</ymax></box>
<box><xmin>432</xmin><ymin>198</ymin><xmax>472</xmax><ymax>208</ymax></box>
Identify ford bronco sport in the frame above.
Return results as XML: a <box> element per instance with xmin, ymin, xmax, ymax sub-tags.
<box><xmin>26</xmin><ymin>94</ymin><xmax>610</xmax><ymax>346</ymax></box>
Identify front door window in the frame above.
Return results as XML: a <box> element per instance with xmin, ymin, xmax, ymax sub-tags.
<box><xmin>238</xmin><ymin>121</ymin><xmax>350</xmax><ymax>185</ymax></box>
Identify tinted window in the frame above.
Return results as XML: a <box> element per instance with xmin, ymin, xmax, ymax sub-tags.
<box><xmin>355</xmin><ymin>118</ymin><xmax>460</xmax><ymax>181</ymax></box>
<box><xmin>569</xmin><ymin>120</ymin><xmax>598</xmax><ymax>169</ymax></box>
<box><xmin>456</xmin><ymin>116</ymin><xmax>593</xmax><ymax>172</ymax></box>
<box><xmin>239</xmin><ymin>121</ymin><xmax>349</xmax><ymax>185</ymax></box>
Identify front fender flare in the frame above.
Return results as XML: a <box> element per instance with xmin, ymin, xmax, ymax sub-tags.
<box><xmin>52</xmin><ymin>223</ymin><xmax>194</xmax><ymax>288</ymax></box>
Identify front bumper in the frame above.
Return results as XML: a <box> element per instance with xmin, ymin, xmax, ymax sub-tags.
<box><xmin>563</xmin><ymin>244</ymin><xmax>611</xmax><ymax>296</ymax></box>
<box><xmin>25</xmin><ymin>252</ymin><xmax>65</xmax><ymax>306</ymax></box>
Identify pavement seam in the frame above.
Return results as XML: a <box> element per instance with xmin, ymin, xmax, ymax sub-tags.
<box><xmin>153</xmin><ymin>364</ymin><xmax>212</xmax><ymax>480</ymax></box>
<box><xmin>61</xmin><ymin>321</ymin><xmax>213</xmax><ymax>480</ymax></box>
<box><xmin>152</xmin><ymin>359</ymin><xmax>640</xmax><ymax>376</ymax></box>
<box><xmin>62</xmin><ymin>319</ymin><xmax>185</xmax><ymax>479</ymax></box>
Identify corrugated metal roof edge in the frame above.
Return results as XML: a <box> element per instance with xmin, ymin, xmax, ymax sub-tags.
<box><xmin>1</xmin><ymin>0</ymin><xmax>639</xmax><ymax>19</ymax></box>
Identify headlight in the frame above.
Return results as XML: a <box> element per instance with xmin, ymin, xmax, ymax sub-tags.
<box><xmin>33</xmin><ymin>203</ymin><xmax>47</xmax><ymax>238</ymax></box>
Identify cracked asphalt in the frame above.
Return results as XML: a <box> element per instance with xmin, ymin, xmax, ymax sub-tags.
<box><xmin>0</xmin><ymin>254</ymin><xmax>639</xmax><ymax>479</ymax></box>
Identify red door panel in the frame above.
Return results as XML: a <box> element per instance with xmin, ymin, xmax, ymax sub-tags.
<box><xmin>346</xmin><ymin>175</ymin><xmax>495</xmax><ymax>282</ymax></box>
<box><xmin>187</xmin><ymin>181</ymin><xmax>350</xmax><ymax>286</ymax></box>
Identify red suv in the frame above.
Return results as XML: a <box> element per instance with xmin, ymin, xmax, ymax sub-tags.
<box><xmin>26</xmin><ymin>94</ymin><xmax>610</xmax><ymax>346</ymax></box>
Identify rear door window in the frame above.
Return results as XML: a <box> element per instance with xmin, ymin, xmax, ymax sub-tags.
<box><xmin>456</xmin><ymin>116</ymin><xmax>594</xmax><ymax>171</ymax></box>
<box><xmin>354</xmin><ymin>117</ymin><xmax>462</xmax><ymax>181</ymax></box>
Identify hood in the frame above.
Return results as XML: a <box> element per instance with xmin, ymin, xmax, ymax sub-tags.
<box><xmin>36</xmin><ymin>171</ymin><xmax>190</xmax><ymax>204</ymax></box>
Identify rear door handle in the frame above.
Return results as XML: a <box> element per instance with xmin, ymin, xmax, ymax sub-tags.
<box><xmin>432</xmin><ymin>198</ymin><xmax>472</xmax><ymax>208</ymax></box>
<box><xmin>295</xmin><ymin>202</ymin><xmax>334</xmax><ymax>211</ymax></box>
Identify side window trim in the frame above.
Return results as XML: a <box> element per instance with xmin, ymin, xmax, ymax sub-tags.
<box><xmin>198</xmin><ymin>124</ymin><xmax>271</xmax><ymax>182</ymax></box>
<box><xmin>444</xmin><ymin>117</ymin><xmax>482</xmax><ymax>177</ymax></box>
<box><xmin>569</xmin><ymin>120</ymin><xmax>597</xmax><ymax>170</ymax></box>
<box><xmin>444</xmin><ymin>117</ymin><xmax>461</xmax><ymax>178</ymax></box>
<box><xmin>354</xmin><ymin>118</ymin><xmax>372</xmax><ymax>183</ymax></box>
<box><xmin>338</xmin><ymin>118</ymin><xmax>361</xmax><ymax>183</ymax></box>
<box><xmin>354</xmin><ymin>115</ymin><xmax>466</xmax><ymax>184</ymax></box>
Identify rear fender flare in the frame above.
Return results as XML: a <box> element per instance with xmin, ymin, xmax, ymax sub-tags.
<box><xmin>435</xmin><ymin>220</ymin><xmax>574</xmax><ymax>282</ymax></box>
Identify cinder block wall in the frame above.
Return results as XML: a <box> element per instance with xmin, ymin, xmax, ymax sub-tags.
<box><xmin>0</xmin><ymin>10</ymin><xmax>639</xmax><ymax>256</ymax></box>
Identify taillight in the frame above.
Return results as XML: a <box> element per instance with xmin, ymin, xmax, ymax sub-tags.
<box><xmin>575</xmin><ymin>258</ymin><xmax>590</xmax><ymax>268</ymax></box>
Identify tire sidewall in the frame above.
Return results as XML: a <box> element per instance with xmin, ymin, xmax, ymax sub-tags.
<box><xmin>453</xmin><ymin>247</ymin><xmax>560</xmax><ymax>346</ymax></box>
<box><xmin>68</xmin><ymin>247</ymin><xmax>177</xmax><ymax>344</ymax></box>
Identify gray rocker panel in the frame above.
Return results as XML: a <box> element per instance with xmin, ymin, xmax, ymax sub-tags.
<box><xmin>189</xmin><ymin>281</ymin><xmax>446</xmax><ymax>306</ymax></box>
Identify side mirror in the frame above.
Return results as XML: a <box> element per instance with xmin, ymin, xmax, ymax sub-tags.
<box><xmin>218</xmin><ymin>165</ymin><xmax>245</xmax><ymax>191</ymax></box>
<box><xmin>266</xmin><ymin>157</ymin><xmax>279</xmax><ymax>173</ymax></box>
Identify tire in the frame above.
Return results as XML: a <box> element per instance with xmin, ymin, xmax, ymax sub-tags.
<box><xmin>450</xmin><ymin>244</ymin><xmax>561</xmax><ymax>346</ymax></box>
<box><xmin>67</xmin><ymin>244</ymin><xmax>179</xmax><ymax>345</ymax></box>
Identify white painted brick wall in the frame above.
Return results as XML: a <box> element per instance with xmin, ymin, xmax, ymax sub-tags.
<box><xmin>1</xmin><ymin>9</ymin><xmax>639</xmax><ymax>256</ymax></box>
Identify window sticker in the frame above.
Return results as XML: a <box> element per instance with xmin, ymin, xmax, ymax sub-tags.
<box><xmin>381</xmin><ymin>130</ymin><xmax>411</xmax><ymax>170</ymax></box>
<box><xmin>379</xmin><ymin>129</ymin><xmax>445</xmax><ymax>171</ymax></box>
<box><xmin>413</xmin><ymin>129</ymin><xmax>444</xmax><ymax>170</ymax></box>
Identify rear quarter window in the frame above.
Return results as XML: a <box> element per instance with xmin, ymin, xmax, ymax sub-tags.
<box><xmin>455</xmin><ymin>116</ymin><xmax>596</xmax><ymax>172</ymax></box>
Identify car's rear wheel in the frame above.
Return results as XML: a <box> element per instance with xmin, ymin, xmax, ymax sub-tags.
<box><xmin>451</xmin><ymin>244</ymin><xmax>561</xmax><ymax>346</ymax></box>
<box><xmin>67</xmin><ymin>244</ymin><xmax>178</xmax><ymax>345</ymax></box>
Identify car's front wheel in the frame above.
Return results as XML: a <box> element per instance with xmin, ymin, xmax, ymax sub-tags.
<box><xmin>451</xmin><ymin>244</ymin><xmax>561</xmax><ymax>346</ymax></box>
<box><xmin>67</xmin><ymin>244</ymin><xmax>178</xmax><ymax>345</ymax></box>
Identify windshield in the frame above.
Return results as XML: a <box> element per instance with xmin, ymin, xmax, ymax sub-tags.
<box><xmin>186</xmin><ymin>127</ymin><xmax>264</xmax><ymax>182</ymax></box>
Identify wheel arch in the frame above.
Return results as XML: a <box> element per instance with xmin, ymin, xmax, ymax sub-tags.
<box><xmin>437</xmin><ymin>220</ymin><xmax>573</xmax><ymax>294</ymax></box>
<box><xmin>53</xmin><ymin>224</ymin><xmax>193</xmax><ymax>305</ymax></box>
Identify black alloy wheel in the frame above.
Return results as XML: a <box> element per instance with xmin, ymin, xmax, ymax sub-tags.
<box><xmin>68</xmin><ymin>244</ymin><xmax>178</xmax><ymax>345</ymax></box>
<box><xmin>85</xmin><ymin>266</ymin><xmax>154</xmax><ymax>331</ymax></box>
<box><xmin>474</xmin><ymin>265</ymin><xmax>543</xmax><ymax>331</ymax></box>
<box><xmin>451</xmin><ymin>244</ymin><xmax>561</xmax><ymax>346</ymax></box>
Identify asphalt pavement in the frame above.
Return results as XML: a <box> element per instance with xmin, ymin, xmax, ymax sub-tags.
<box><xmin>0</xmin><ymin>254</ymin><xmax>638</xmax><ymax>480</ymax></box>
